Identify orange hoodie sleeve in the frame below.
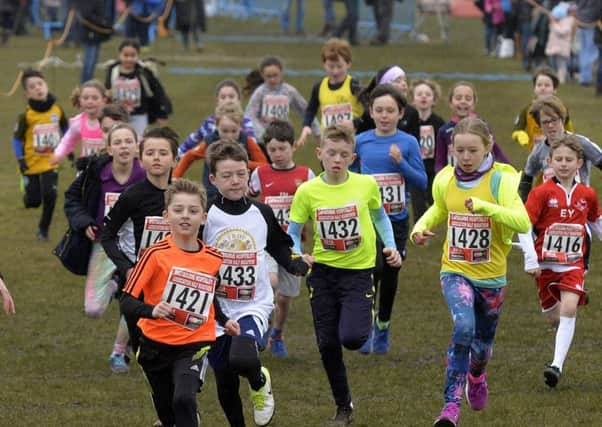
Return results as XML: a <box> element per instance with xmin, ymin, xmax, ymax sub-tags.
<box><xmin>246</xmin><ymin>137</ymin><xmax>268</xmax><ymax>171</ymax></box>
<box><xmin>173</xmin><ymin>142</ymin><xmax>207</xmax><ymax>178</ymax></box>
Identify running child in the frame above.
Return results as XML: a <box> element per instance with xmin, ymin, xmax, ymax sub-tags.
<box><xmin>121</xmin><ymin>178</ymin><xmax>240</xmax><ymax>427</ymax></box>
<box><xmin>410</xmin><ymin>78</ymin><xmax>446</xmax><ymax>220</ymax></box>
<box><xmin>512</xmin><ymin>66</ymin><xmax>574</xmax><ymax>152</ymax></box>
<box><xmin>356</xmin><ymin>65</ymin><xmax>421</xmax><ymax>139</ymax></box>
<box><xmin>518</xmin><ymin>95</ymin><xmax>602</xmax><ymax>201</ymax></box>
<box><xmin>101</xmin><ymin>127</ymin><xmax>179</xmax><ymax>353</ymax></box>
<box><xmin>288</xmin><ymin>124</ymin><xmax>402</xmax><ymax>424</ymax></box>
<box><xmin>351</xmin><ymin>85</ymin><xmax>426</xmax><ymax>355</ymax></box>
<box><xmin>248</xmin><ymin>119</ymin><xmax>316</xmax><ymax>358</ymax></box>
<box><xmin>297</xmin><ymin>38</ymin><xmax>363</xmax><ymax>147</ymax></box>
<box><xmin>518</xmin><ymin>135</ymin><xmax>602</xmax><ymax>388</ymax></box>
<box><xmin>178</xmin><ymin>79</ymin><xmax>255</xmax><ymax>158</ymax></box>
<box><xmin>13</xmin><ymin>69</ymin><xmax>68</xmax><ymax>241</ymax></box>
<box><xmin>411</xmin><ymin>117</ymin><xmax>530</xmax><ymax>426</ymax></box>
<box><xmin>435</xmin><ymin>81</ymin><xmax>509</xmax><ymax>173</ymax></box>
<box><xmin>99</xmin><ymin>103</ymin><xmax>130</xmax><ymax>142</ymax></box>
<box><xmin>244</xmin><ymin>56</ymin><xmax>320</xmax><ymax>142</ymax></box>
<box><xmin>0</xmin><ymin>273</ymin><xmax>16</xmax><ymax>316</ymax></box>
<box><xmin>203</xmin><ymin>140</ymin><xmax>310</xmax><ymax>427</ymax></box>
<box><xmin>51</xmin><ymin>80</ymin><xmax>108</xmax><ymax>164</ymax></box>
<box><xmin>64</xmin><ymin>124</ymin><xmax>145</xmax><ymax>373</ymax></box>
<box><xmin>105</xmin><ymin>39</ymin><xmax>172</xmax><ymax>137</ymax></box>
<box><xmin>174</xmin><ymin>102</ymin><xmax>268</xmax><ymax>200</ymax></box>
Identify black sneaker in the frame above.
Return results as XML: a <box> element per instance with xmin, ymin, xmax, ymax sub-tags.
<box><xmin>36</xmin><ymin>230</ymin><xmax>49</xmax><ymax>242</ymax></box>
<box><xmin>544</xmin><ymin>365</ymin><xmax>561</xmax><ymax>388</ymax></box>
<box><xmin>332</xmin><ymin>403</ymin><xmax>353</xmax><ymax>425</ymax></box>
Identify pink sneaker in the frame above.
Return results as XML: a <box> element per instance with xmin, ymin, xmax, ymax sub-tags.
<box><xmin>465</xmin><ymin>372</ymin><xmax>488</xmax><ymax>410</ymax></box>
<box><xmin>433</xmin><ymin>402</ymin><xmax>460</xmax><ymax>426</ymax></box>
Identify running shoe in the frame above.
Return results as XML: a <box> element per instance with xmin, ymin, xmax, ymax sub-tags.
<box><xmin>331</xmin><ymin>403</ymin><xmax>353</xmax><ymax>425</ymax></box>
<box><xmin>544</xmin><ymin>365</ymin><xmax>561</xmax><ymax>388</ymax></box>
<box><xmin>433</xmin><ymin>402</ymin><xmax>460</xmax><ymax>427</ymax></box>
<box><xmin>109</xmin><ymin>353</ymin><xmax>129</xmax><ymax>374</ymax></box>
<box><xmin>373</xmin><ymin>324</ymin><xmax>390</xmax><ymax>354</ymax></box>
<box><xmin>249</xmin><ymin>367</ymin><xmax>274</xmax><ymax>426</ymax></box>
<box><xmin>465</xmin><ymin>372</ymin><xmax>488</xmax><ymax>410</ymax></box>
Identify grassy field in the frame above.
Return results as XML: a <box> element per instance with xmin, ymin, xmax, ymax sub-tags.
<box><xmin>1</xmin><ymin>1</ymin><xmax>602</xmax><ymax>426</ymax></box>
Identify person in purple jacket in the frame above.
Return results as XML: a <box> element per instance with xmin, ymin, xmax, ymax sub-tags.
<box><xmin>435</xmin><ymin>81</ymin><xmax>509</xmax><ymax>173</ymax></box>
<box><xmin>64</xmin><ymin>123</ymin><xmax>145</xmax><ymax>374</ymax></box>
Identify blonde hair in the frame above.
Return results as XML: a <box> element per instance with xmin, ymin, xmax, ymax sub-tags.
<box><xmin>70</xmin><ymin>80</ymin><xmax>107</xmax><ymax>108</ymax></box>
<box><xmin>215</xmin><ymin>101</ymin><xmax>243</xmax><ymax>126</ymax></box>
<box><xmin>320</xmin><ymin>124</ymin><xmax>355</xmax><ymax>149</ymax></box>
<box><xmin>448</xmin><ymin>81</ymin><xmax>477</xmax><ymax>105</ymax></box>
<box><xmin>410</xmin><ymin>78</ymin><xmax>442</xmax><ymax>104</ymax></box>
<box><xmin>549</xmin><ymin>135</ymin><xmax>584</xmax><ymax>159</ymax></box>
<box><xmin>452</xmin><ymin>117</ymin><xmax>492</xmax><ymax>147</ymax></box>
<box><xmin>107</xmin><ymin>123</ymin><xmax>138</xmax><ymax>146</ymax></box>
<box><xmin>164</xmin><ymin>178</ymin><xmax>207</xmax><ymax>211</ymax></box>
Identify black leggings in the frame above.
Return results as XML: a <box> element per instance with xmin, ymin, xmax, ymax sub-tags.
<box><xmin>23</xmin><ymin>170</ymin><xmax>58</xmax><ymax>233</ymax></box>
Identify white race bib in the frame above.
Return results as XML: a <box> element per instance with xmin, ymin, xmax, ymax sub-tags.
<box><xmin>81</xmin><ymin>137</ymin><xmax>105</xmax><ymax>156</ymax></box>
<box><xmin>162</xmin><ymin>267</ymin><xmax>216</xmax><ymax>330</ymax></box>
<box><xmin>419</xmin><ymin>125</ymin><xmax>435</xmax><ymax>160</ymax></box>
<box><xmin>104</xmin><ymin>192</ymin><xmax>121</xmax><ymax>217</ymax></box>
<box><xmin>114</xmin><ymin>78</ymin><xmax>141</xmax><ymax>112</ymax></box>
<box><xmin>265</xmin><ymin>195</ymin><xmax>293</xmax><ymax>229</ymax></box>
<box><xmin>316</xmin><ymin>204</ymin><xmax>362</xmax><ymax>252</ymax></box>
<box><xmin>139</xmin><ymin>216</ymin><xmax>170</xmax><ymax>258</ymax></box>
<box><xmin>373</xmin><ymin>173</ymin><xmax>405</xmax><ymax>215</ymax></box>
<box><xmin>261</xmin><ymin>95</ymin><xmax>290</xmax><ymax>120</ymax></box>
<box><xmin>33</xmin><ymin>123</ymin><xmax>60</xmax><ymax>154</ymax></box>
<box><xmin>321</xmin><ymin>103</ymin><xmax>352</xmax><ymax>128</ymax></box>
<box><xmin>542</xmin><ymin>223</ymin><xmax>584</xmax><ymax>264</ymax></box>
<box><xmin>217</xmin><ymin>251</ymin><xmax>258</xmax><ymax>301</ymax></box>
<box><xmin>447</xmin><ymin>212</ymin><xmax>492</xmax><ymax>263</ymax></box>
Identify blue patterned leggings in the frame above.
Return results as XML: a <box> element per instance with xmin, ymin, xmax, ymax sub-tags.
<box><xmin>440</xmin><ymin>274</ymin><xmax>505</xmax><ymax>405</ymax></box>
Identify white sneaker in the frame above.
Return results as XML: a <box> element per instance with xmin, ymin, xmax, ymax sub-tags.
<box><xmin>249</xmin><ymin>366</ymin><xmax>274</xmax><ymax>426</ymax></box>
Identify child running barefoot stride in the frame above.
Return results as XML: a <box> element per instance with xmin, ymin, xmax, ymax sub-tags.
<box><xmin>411</xmin><ymin>117</ymin><xmax>530</xmax><ymax>427</ymax></box>
<box><xmin>288</xmin><ymin>124</ymin><xmax>401</xmax><ymax>424</ymax></box>
<box><xmin>121</xmin><ymin>178</ymin><xmax>240</xmax><ymax>427</ymax></box>
<box><xmin>518</xmin><ymin>136</ymin><xmax>602</xmax><ymax>388</ymax></box>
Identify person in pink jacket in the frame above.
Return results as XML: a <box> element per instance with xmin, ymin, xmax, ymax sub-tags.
<box><xmin>545</xmin><ymin>3</ymin><xmax>577</xmax><ymax>83</ymax></box>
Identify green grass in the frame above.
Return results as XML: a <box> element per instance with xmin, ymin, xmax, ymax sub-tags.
<box><xmin>1</xmin><ymin>1</ymin><xmax>602</xmax><ymax>425</ymax></box>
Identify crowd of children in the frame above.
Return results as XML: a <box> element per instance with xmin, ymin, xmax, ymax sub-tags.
<box><xmin>7</xmin><ymin>34</ymin><xmax>602</xmax><ymax>427</ymax></box>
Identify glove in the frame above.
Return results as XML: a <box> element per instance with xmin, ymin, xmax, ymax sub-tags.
<box><xmin>17</xmin><ymin>158</ymin><xmax>27</xmax><ymax>174</ymax></box>
<box><xmin>512</xmin><ymin>130</ymin><xmax>529</xmax><ymax>147</ymax></box>
<box><xmin>289</xmin><ymin>256</ymin><xmax>310</xmax><ymax>276</ymax></box>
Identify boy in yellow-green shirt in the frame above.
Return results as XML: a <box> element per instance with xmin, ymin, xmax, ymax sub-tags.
<box><xmin>287</xmin><ymin>124</ymin><xmax>401</xmax><ymax>425</ymax></box>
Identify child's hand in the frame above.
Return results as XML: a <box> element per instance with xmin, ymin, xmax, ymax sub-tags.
<box><xmin>412</xmin><ymin>230</ymin><xmax>435</xmax><ymax>245</ymax></box>
<box><xmin>296</xmin><ymin>126</ymin><xmax>313</xmax><ymax>148</ymax></box>
<box><xmin>526</xmin><ymin>268</ymin><xmax>541</xmax><ymax>279</ymax></box>
<box><xmin>224</xmin><ymin>319</ymin><xmax>240</xmax><ymax>336</ymax></box>
<box><xmin>0</xmin><ymin>279</ymin><xmax>16</xmax><ymax>316</ymax></box>
<box><xmin>465</xmin><ymin>198</ymin><xmax>474</xmax><ymax>213</ymax></box>
<box><xmin>49</xmin><ymin>155</ymin><xmax>59</xmax><ymax>166</ymax></box>
<box><xmin>389</xmin><ymin>144</ymin><xmax>402</xmax><ymax>164</ymax></box>
<box><xmin>383</xmin><ymin>247</ymin><xmax>402</xmax><ymax>267</ymax></box>
<box><xmin>85</xmin><ymin>225</ymin><xmax>98</xmax><ymax>241</ymax></box>
<box><xmin>301</xmin><ymin>253</ymin><xmax>314</xmax><ymax>267</ymax></box>
<box><xmin>152</xmin><ymin>301</ymin><xmax>174</xmax><ymax>319</ymax></box>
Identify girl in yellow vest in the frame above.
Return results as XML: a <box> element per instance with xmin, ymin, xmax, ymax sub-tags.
<box><xmin>411</xmin><ymin>117</ymin><xmax>530</xmax><ymax>427</ymax></box>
